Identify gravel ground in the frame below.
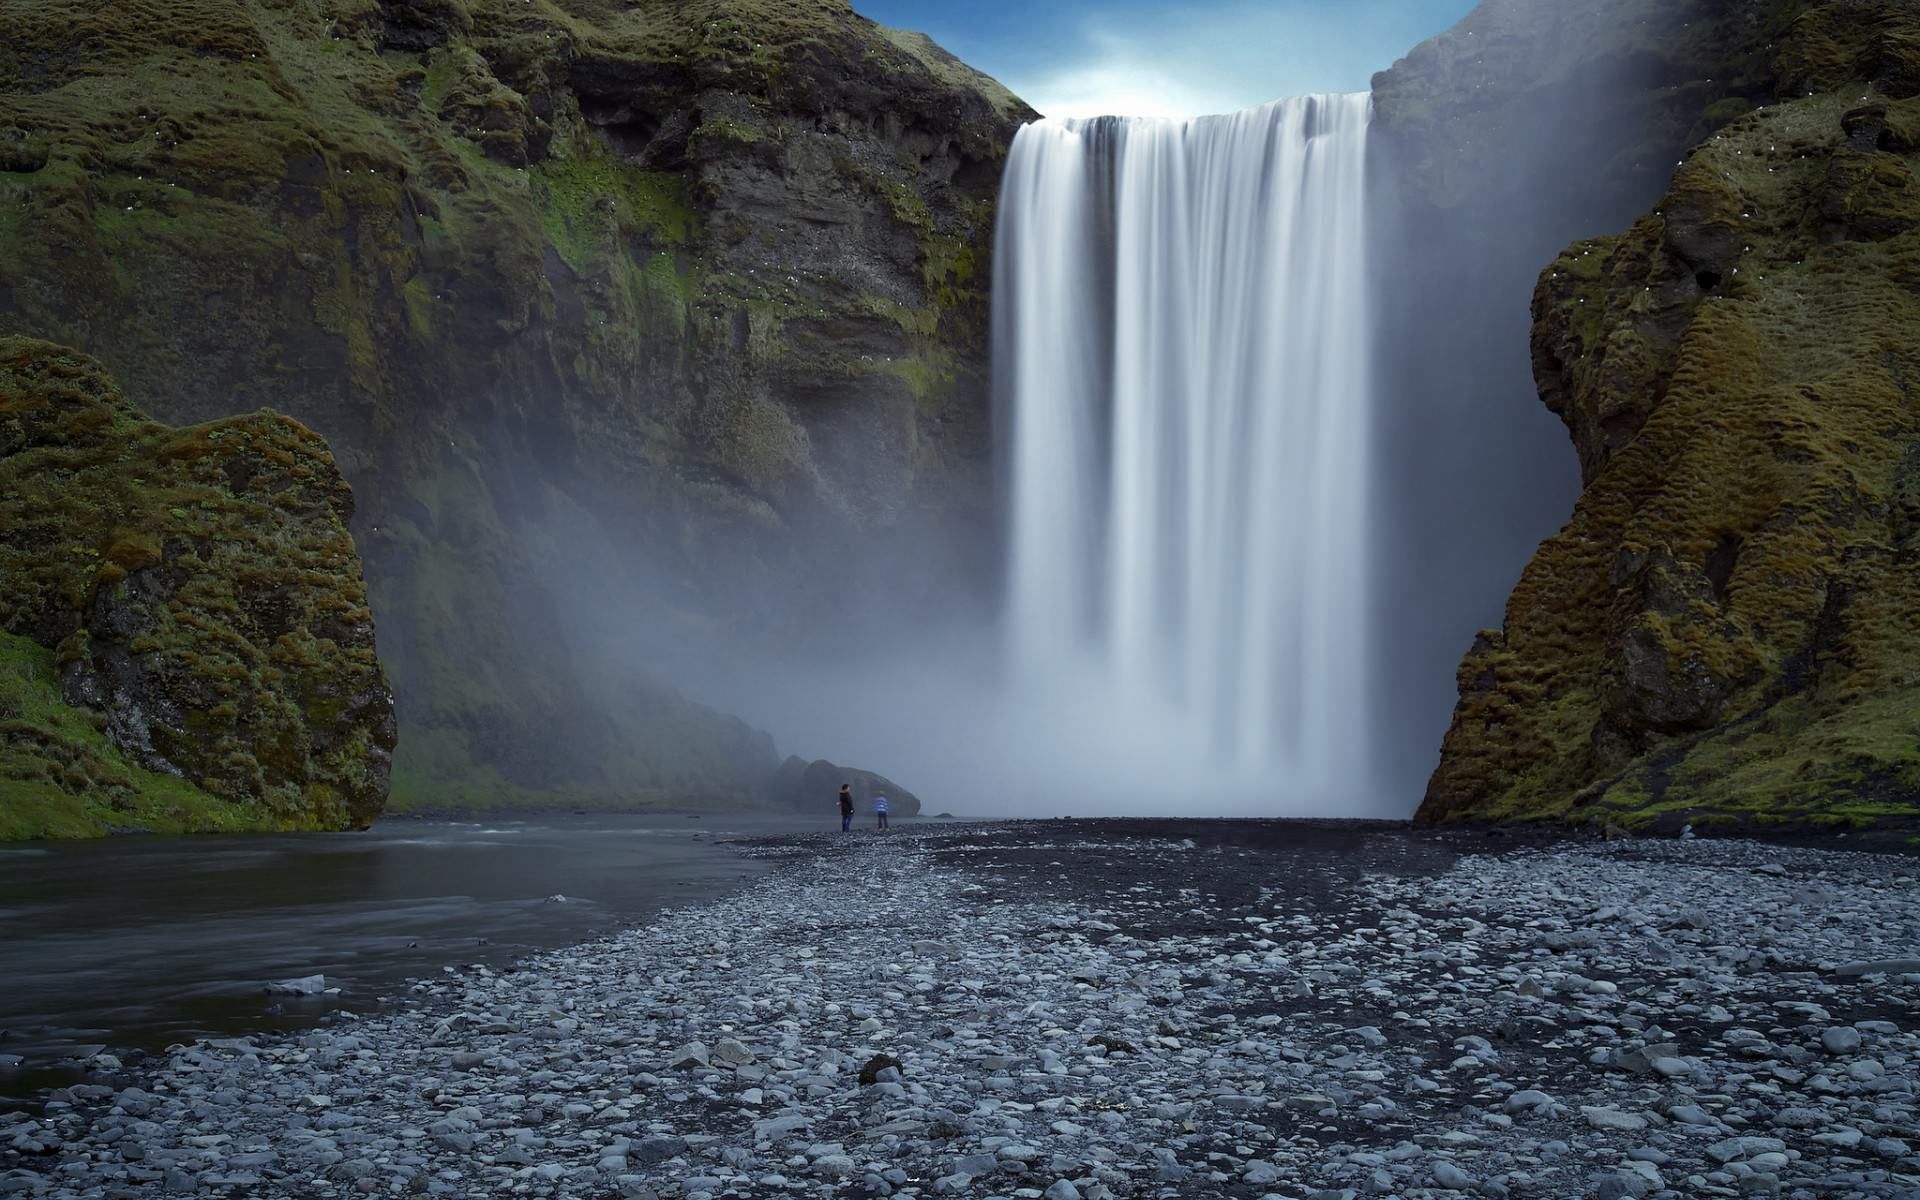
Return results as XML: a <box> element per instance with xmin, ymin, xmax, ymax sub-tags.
<box><xmin>3</xmin><ymin>820</ymin><xmax>1918</xmax><ymax>1200</ymax></box>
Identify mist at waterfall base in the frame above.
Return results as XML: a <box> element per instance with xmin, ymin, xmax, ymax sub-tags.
<box><xmin>668</xmin><ymin>96</ymin><xmax>1401</xmax><ymax>820</ymax></box>
<box><xmin>407</xmin><ymin>7</ymin><xmax>1737</xmax><ymax>821</ymax></box>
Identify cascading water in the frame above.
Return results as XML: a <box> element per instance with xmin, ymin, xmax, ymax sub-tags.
<box><xmin>994</xmin><ymin>94</ymin><xmax>1375</xmax><ymax>807</ymax></box>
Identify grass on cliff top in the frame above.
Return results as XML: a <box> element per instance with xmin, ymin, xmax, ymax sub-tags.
<box><xmin>0</xmin><ymin>632</ymin><xmax>271</xmax><ymax>840</ymax></box>
<box><xmin>877</xmin><ymin>27</ymin><xmax>1028</xmax><ymax>121</ymax></box>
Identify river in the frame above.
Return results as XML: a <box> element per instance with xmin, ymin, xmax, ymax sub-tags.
<box><xmin>0</xmin><ymin>813</ymin><xmax>825</xmax><ymax>1105</ymax></box>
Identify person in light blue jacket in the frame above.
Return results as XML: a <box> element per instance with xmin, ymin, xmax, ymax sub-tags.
<box><xmin>874</xmin><ymin>793</ymin><xmax>890</xmax><ymax>831</ymax></box>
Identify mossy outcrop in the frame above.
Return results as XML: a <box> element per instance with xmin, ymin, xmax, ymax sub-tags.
<box><xmin>0</xmin><ymin>337</ymin><xmax>395</xmax><ymax>838</ymax></box>
<box><xmin>1362</xmin><ymin>0</ymin><xmax>1835</xmax><ymax>798</ymax></box>
<box><xmin>0</xmin><ymin>0</ymin><xmax>1031</xmax><ymax>811</ymax></box>
<box><xmin>1421</xmin><ymin>2</ymin><xmax>1920</xmax><ymax>832</ymax></box>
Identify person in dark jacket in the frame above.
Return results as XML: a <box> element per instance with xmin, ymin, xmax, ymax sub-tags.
<box><xmin>838</xmin><ymin>784</ymin><xmax>855</xmax><ymax>833</ymax></box>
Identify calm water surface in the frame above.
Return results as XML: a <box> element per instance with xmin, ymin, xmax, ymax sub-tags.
<box><xmin>0</xmin><ymin>813</ymin><xmax>818</xmax><ymax>1103</ymax></box>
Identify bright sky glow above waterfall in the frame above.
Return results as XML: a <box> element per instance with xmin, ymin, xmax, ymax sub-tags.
<box><xmin>854</xmin><ymin>0</ymin><xmax>1479</xmax><ymax>118</ymax></box>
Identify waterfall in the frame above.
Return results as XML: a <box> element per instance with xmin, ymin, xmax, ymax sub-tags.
<box><xmin>993</xmin><ymin>94</ymin><xmax>1375</xmax><ymax>807</ymax></box>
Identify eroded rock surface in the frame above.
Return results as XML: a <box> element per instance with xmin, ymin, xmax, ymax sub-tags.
<box><xmin>0</xmin><ymin>338</ymin><xmax>394</xmax><ymax>836</ymax></box>
<box><xmin>1423</xmin><ymin>2</ymin><xmax>1920</xmax><ymax>831</ymax></box>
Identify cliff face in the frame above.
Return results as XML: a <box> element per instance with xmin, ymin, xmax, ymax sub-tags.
<box><xmin>1361</xmin><ymin>0</ymin><xmax>1820</xmax><ymax>797</ymax></box>
<box><xmin>0</xmin><ymin>338</ymin><xmax>395</xmax><ymax>838</ymax></box>
<box><xmin>0</xmin><ymin>0</ymin><xmax>1032</xmax><ymax>809</ymax></box>
<box><xmin>1420</xmin><ymin>2</ymin><xmax>1920</xmax><ymax>830</ymax></box>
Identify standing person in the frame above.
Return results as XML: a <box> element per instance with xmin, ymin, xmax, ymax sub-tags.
<box><xmin>875</xmin><ymin>793</ymin><xmax>889</xmax><ymax>831</ymax></box>
<box><xmin>838</xmin><ymin>784</ymin><xmax>854</xmax><ymax>833</ymax></box>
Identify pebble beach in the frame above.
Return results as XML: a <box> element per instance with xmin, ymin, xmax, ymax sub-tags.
<box><xmin>3</xmin><ymin>820</ymin><xmax>1918</xmax><ymax>1199</ymax></box>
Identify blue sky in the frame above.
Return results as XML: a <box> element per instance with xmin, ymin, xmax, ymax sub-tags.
<box><xmin>854</xmin><ymin>0</ymin><xmax>1478</xmax><ymax>119</ymax></box>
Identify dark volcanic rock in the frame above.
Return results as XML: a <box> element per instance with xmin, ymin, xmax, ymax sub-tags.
<box><xmin>0</xmin><ymin>0</ymin><xmax>1032</xmax><ymax>813</ymax></box>
<box><xmin>1421</xmin><ymin>2</ymin><xmax>1920</xmax><ymax>831</ymax></box>
<box><xmin>764</xmin><ymin>755</ymin><xmax>922</xmax><ymax>818</ymax></box>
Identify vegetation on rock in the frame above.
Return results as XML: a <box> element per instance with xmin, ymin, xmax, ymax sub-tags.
<box><xmin>0</xmin><ymin>338</ymin><xmax>394</xmax><ymax>838</ymax></box>
<box><xmin>1421</xmin><ymin>2</ymin><xmax>1920</xmax><ymax>832</ymax></box>
<box><xmin>0</xmin><ymin>0</ymin><xmax>1031</xmax><ymax>813</ymax></box>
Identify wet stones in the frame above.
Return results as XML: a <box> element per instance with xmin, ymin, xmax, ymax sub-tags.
<box><xmin>6</xmin><ymin>827</ymin><xmax>1918</xmax><ymax>1200</ymax></box>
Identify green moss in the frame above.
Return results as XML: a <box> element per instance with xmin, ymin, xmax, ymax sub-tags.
<box><xmin>1424</xmin><ymin>10</ymin><xmax>1920</xmax><ymax>833</ymax></box>
<box><xmin>401</xmin><ymin>275</ymin><xmax>435</xmax><ymax>339</ymax></box>
<box><xmin>422</xmin><ymin>47</ymin><xmax>466</xmax><ymax>109</ymax></box>
<box><xmin>0</xmin><ymin>631</ymin><xmax>277</xmax><ymax>839</ymax></box>
<box><xmin>1704</xmin><ymin>97</ymin><xmax>1756</xmax><ymax>123</ymax></box>
<box><xmin>0</xmin><ymin>339</ymin><xmax>393</xmax><ymax>838</ymax></box>
<box><xmin>691</xmin><ymin>113</ymin><xmax>769</xmax><ymax>152</ymax></box>
<box><xmin>531</xmin><ymin>156</ymin><xmax>696</xmax><ymax>274</ymax></box>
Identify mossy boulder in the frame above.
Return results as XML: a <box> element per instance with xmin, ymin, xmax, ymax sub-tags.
<box><xmin>0</xmin><ymin>0</ymin><xmax>1031</xmax><ymax>812</ymax></box>
<box><xmin>0</xmin><ymin>337</ymin><xmax>395</xmax><ymax>837</ymax></box>
<box><xmin>1420</xmin><ymin>1</ymin><xmax>1920</xmax><ymax>833</ymax></box>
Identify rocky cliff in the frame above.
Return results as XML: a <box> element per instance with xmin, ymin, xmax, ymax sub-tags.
<box><xmin>0</xmin><ymin>0</ymin><xmax>1031</xmax><ymax>810</ymax></box>
<box><xmin>1419</xmin><ymin>1</ymin><xmax>1920</xmax><ymax>831</ymax></box>
<box><xmin>0</xmin><ymin>338</ymin><xmax>395</xmax><ymax>838</ymax></box>
<box><xmin>1364</xmin><ymin>0</ymin><xmax>1830</xmax><ymax>799</ymax></box>
<box><xmin>764</xmin><ymin>754</ymin><xmax>920</xmax><ymax>818</ymax></box>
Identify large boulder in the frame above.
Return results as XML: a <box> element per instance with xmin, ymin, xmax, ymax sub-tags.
<box><xmin>764</xmin><ymin>756</ymin><xmax>922</xmax><ymax>818</ymax></box>
<box><xmin>0</xmin><ymin>338</ymin><xmax>396</xmax><ymax>836</ymax></box>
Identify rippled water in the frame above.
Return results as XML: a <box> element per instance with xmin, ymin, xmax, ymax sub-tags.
<box><xmin>0</xmin><ymin>813</ymin><xmax>818</xmax><ymax>1102</ymax></box>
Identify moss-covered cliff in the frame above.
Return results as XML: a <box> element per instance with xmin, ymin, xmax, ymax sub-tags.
<box><xmin>1421</xmin><ymin>2</ymin><xmax>1920</xmax><ymax>831</ymax></box>
<box><xmin>0</xmin><ymin>337</ymin><xmax>395</xmax><ymax>838</ymax></box>
<box><xmin>0</xmin><ymin>0</ymin><xmax>1031</xmax><ymax>810</ymax></box>
<box><xmin>1361</xmin><ymin>0</ymin><xmax>1832</xmax><ymax>798</ymax></box>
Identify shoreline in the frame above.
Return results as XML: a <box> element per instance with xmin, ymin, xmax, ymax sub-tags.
<box><xmin>4</xmin><ymin>821</ymin><xmax>1917</xmax><ymax>1198</ymax></box>
<box><xmin>0</xmin><ymin>816</ymin><xmax>795</xmax><ymax>1109</ymax></box>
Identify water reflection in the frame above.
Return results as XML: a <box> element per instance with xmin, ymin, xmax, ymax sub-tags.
<box><xmin>0</xmin><ymin>814</ymin><xmax>809</xmax><ymax>1101</ymax></box>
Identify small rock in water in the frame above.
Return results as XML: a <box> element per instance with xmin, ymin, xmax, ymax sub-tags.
<box><xmin>264</xmin><ymin>975</ymin><xmax>330</xmax><ymax>996</ymax></box>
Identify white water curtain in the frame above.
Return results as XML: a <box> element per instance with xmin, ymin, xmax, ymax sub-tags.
<box><xmin>994</xmin><ymin>94</ymin><xmax>1375</xmax><ymax>804</ymax></box>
